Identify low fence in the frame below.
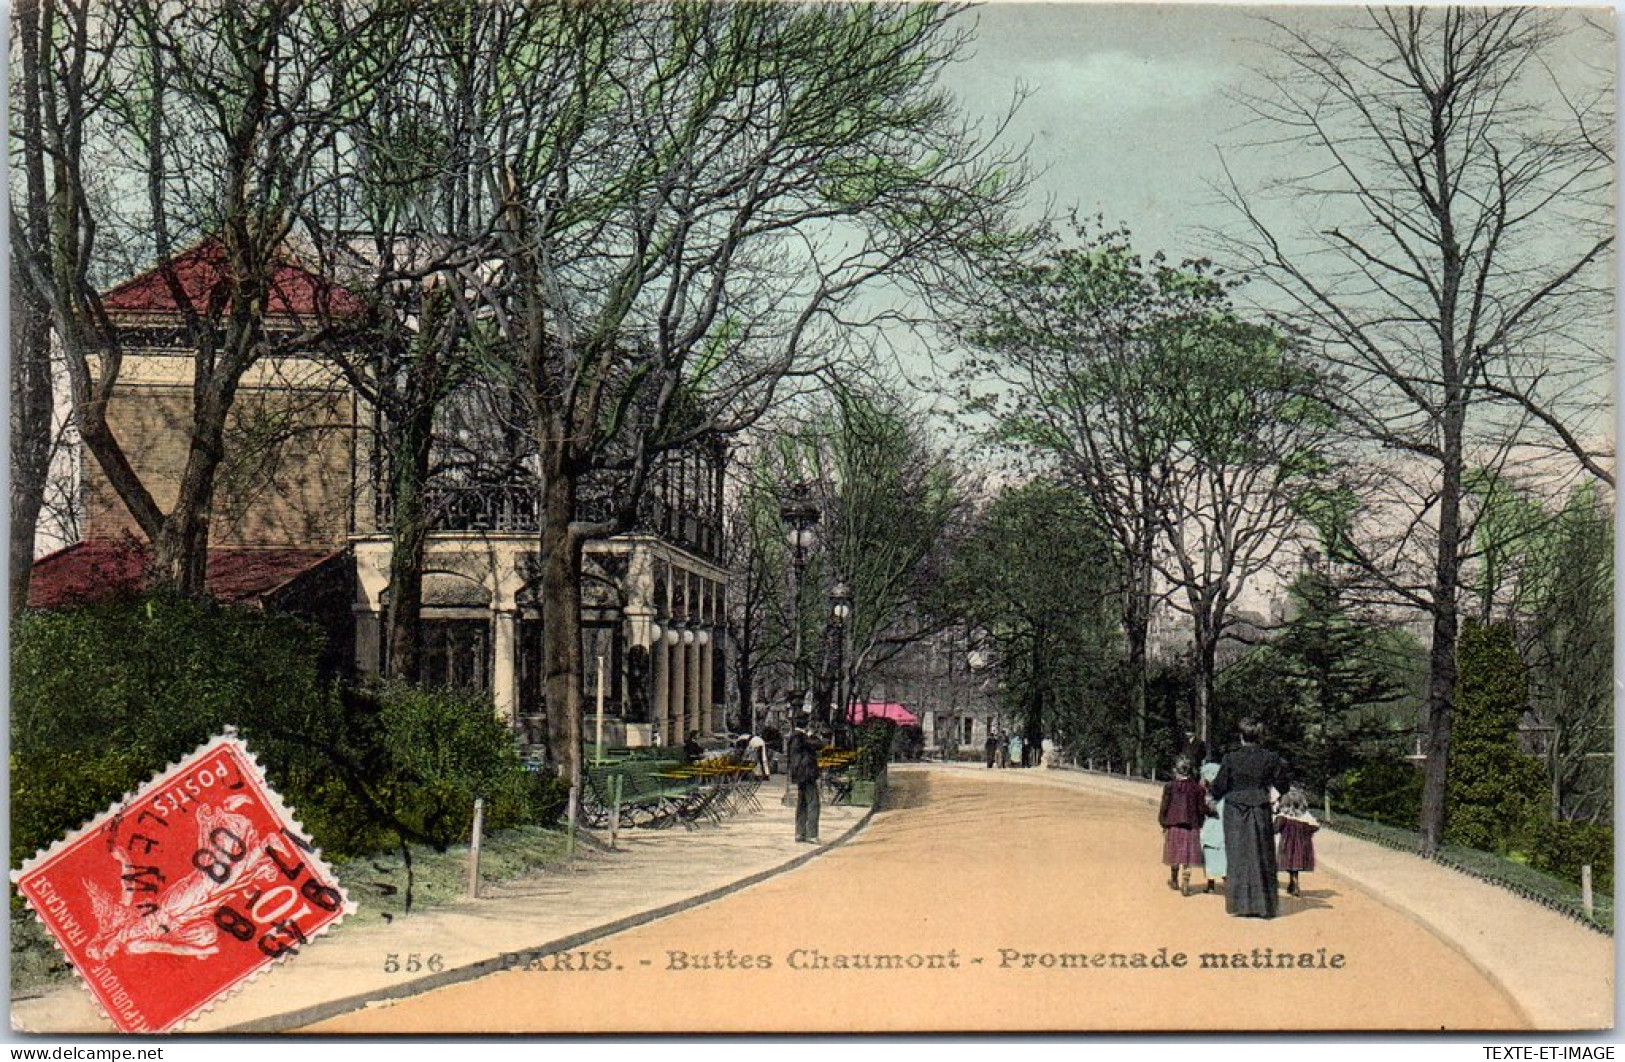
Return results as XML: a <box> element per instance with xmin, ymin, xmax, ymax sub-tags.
<box><xmin>1063</xmin><ymin>763</ymin><xmax>1613</xmax><ymax>936</ymax></box>
<box><xmin>1324</xmin><ymin>812</ymin><xmax>1613</xmax><ymax>935</ymax></box>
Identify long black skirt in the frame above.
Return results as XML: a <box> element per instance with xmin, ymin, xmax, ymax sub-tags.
<box><xmin>1222</xmin><ymin>801</ymin><xmax>1278</xmax><ymax>918</ymax></box>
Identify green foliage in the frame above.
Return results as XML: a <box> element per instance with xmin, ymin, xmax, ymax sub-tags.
<box><xmin>11</xmin><ymin>594</ymin><xmax>341</xmax><ymax>870</ymax></box>
<box><xmin>1335</xmin><ymin>759</ymin><xmax>1424</xmax><ymax>828</ymax></box>
<box><xmin>1327</xmin><ymin>813</ymin><xmax>1612</xmax><ymax>933</ymax></box>
<box><xmin>1214</xmin><ymin>569</ymin><xmax>1422</xmax><ymax>790</ymax></box>
<box><xmin>852</xmin><ymin>718</ymin><xmax>898</xmax><ymax>780</ymax></box>
<box><xmin>1445</xmin><ymin>621</ymin><xmax>1549</xmax><ymax>853</ymax></box>
<box><xmin>1520</xmin><ymin>484</ymin><xmax>1613</xmax><ymax>823</ymax></box>
<box><xmin>364</xmin><ymin>681</ymin><xmax>561</xmax><ymax>847</ymax></box>
<box><xmin>939</xmin><ymin>479</ymin><xmax>1122</xmax><ymax>756</ymax></box>
<box><xmin>1526</xmin><ymin>820</ymin><xmax>1613</xmax><ymax>894</ymax></box>
<box><xmin>11</xmin><ymin>598</ymin><xmax>552</xmax><ymax>873</ymax></box>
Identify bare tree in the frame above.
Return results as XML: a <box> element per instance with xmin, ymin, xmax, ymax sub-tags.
<box><xmin>1220</xmin><ymin>8</ymin><xmax>1613</xmax><ymax>853</ymax></box>
<box><xmin>10</xmin><ymin>0</ymin><xmax>399</xmax><ymax>595</ymax></box>
<box><xmin>958</xmin><ymin>224</ymin><xmax>1213</xmax><ymax>769</ymax></box>
<box><xmin>1152</xmin><ymin>318</ymin><xmax>1333</xmax><ymax>744</ymax></box>
<box><xmin>812</xmin><ymin>387</ymin><xmax>968</xmax><ymax>722</ymax></box>
<box><xmin>403</xmin><ymin>2</ymin><xmax>1028</xmax><ymax>789</ymax></box>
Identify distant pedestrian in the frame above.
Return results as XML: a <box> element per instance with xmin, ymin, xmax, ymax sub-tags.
<box><xmin>1008</xmin><ymin>732</ymin><xmax>1023</xmax><ymax>769</ymax></box>
<box><xmin>1275</xmin><ymin>784</ymin><xmax>1319</xmax><ymax>897</ymax></box>
<box><xmin>995</xmin><ymin>729</ymin><xmax>1009</xmax><ymax>769</ymax></box>
<box><xmin>788</xmin><ymin>716</ymin><xmax>822</xmax><ymax>844</ymax></box>
<box><xmin>1199</xmin><ymin>760</ymin><xmax>1227</xmax><ymax>894</ymax></box>
<box><xmin>746</xmin><ymin>733</ymin><xmax>770</xmax><ymax>779</ymax></box>
<box><xmin>1159</xmin><ymin>756</ymin><xmax>1206</xmax><ymax>895</ymax></box>
<box><xmin>1209</xmin><ymin>718</ymin><xmax>1291</xmax><ymax>918</ymax></box>
<box><xmin>683</xmin><ymin>730</ymin><xmax>704</xmax><ymax>763</ymax></box>
<box><xmin>984</xmin><ymin>731</ymin><xmax>998</xmax><ymax>768</ymax></box>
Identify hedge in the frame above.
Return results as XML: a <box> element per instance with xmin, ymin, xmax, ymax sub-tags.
<box><xmin>12</xmin><ymin>596</ymin><xmax>561</xmax><ymax>873</ymax></box>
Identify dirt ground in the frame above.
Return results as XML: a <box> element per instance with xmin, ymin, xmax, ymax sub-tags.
<box><xmin>308</xmin><ymin>769</ymin><xmax>1528</xmax><ymax>1034</ymax></box>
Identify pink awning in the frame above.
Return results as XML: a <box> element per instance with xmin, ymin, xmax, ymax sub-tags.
<box><xmin>847</xmin><ymin>701</ymin><xmax>918</xmax><ymax>726</ymax></box>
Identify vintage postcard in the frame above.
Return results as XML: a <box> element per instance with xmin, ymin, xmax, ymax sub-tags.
<box><xmin>8</xmin><ymin>0</ymin><xmax>1615</xmax><ymax>1040</ymax></box>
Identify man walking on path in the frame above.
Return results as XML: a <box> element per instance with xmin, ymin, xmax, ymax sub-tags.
<box><xmin>788</xmin><ymin>716</ymin><xmax>821</xmax><ymax>844</ymax></box>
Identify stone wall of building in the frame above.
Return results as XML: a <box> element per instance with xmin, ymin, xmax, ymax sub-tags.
<box><xmin>82</xmin><ymin>356</ymin><xmax>355</xmax><ymax>548</ymax></box>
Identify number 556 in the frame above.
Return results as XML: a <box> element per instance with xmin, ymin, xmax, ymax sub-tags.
<box><xmin>384</xmin><ymin>952</ymin><xmax>444</xmax><ymax>973</ymax></box>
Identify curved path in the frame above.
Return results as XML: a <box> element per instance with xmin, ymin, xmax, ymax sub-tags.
<box><xmin>310</xmin><ymin>766</ymin><xmax>1541</xmax><ymax>1033</ymax></box>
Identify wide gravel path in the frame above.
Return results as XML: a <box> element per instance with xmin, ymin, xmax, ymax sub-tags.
<box><xmin>311</xmin><ymin>767</ymin><xmax>1533</xmax><ymax>1033</ymax></box>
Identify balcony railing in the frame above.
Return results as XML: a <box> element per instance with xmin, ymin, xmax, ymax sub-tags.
<box><xmin>375</xmin><ymin>481</ymin><xmax>721</xmax><ymax>559</ymax></box>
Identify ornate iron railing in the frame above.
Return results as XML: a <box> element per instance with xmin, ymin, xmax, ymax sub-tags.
<box><xmin>376</xmin><ymin>480</ymin><xmax>720</xmax><ymax>559</ymax></box>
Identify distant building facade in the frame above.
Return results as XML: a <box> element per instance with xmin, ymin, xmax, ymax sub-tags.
<box><xmin>859</xmin><ymin>628</ymin><xmax>997</xmax><ymax>759</ymax></box>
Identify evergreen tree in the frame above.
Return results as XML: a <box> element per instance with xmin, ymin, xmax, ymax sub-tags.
<box><xmin>1445</xmin><ymin>621</ymin><xmax>1548</xmax><ymax>852</ymax></box>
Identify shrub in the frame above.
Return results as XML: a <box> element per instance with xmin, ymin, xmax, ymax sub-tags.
<box><xmin>1527</xmin><ymin>820</ymin><xmax>1614</xmax><ymax>894</ymax></box>
<box><xmin>1335</xmin><ymin>759</ymin><xmax>1423</xmax><ymax>828</ymax></box>
<box><xmin>853</xmin><ymin>718</ymin><xmax>898</xmax><ymax>779</ymax></box>
<box><xmin>11</xmin><ymin>594</ymin><xmax>346</xmax><ymax>869</ymax></box>
<box><xmin>11</xmin><ymin>597</ymin><xmax>556</xmax><ymax>873</ymax></box>
<box><xmin>1446</xmin><ymin>621</ymin><xmax>1549</xmax><ymax>852</ymax></box>
<box><xmin>363</xmin><ymin>680</ymin><xmax>558</xmax><ymax>846</ymax></box>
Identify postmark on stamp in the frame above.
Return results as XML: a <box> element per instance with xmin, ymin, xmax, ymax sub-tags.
<box><xmin>11</xmin><ymin>731</ymin><xmax>353</xmax><ymax>1033</ymax></box>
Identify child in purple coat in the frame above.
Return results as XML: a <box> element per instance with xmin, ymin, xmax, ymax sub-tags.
<box><xmin>1159</xmin><ymin>756</ymin><xmax>1206</xmax><ymax>895</ymax></box>
<box><xmin>1275</xmin><ymin>784</ymin><xmax>1319</xmax><ymax>897</ymax></box>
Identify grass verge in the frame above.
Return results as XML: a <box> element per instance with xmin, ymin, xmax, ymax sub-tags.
<box><xmin>10</xmin><ymin>824</ymin><xmax>573</xmax><ymax>998</ymax></box>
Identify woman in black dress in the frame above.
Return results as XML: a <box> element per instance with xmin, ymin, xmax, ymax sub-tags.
<box><xmin>1208</xmin><ymin>718</ymin><xmax>1291</xmax><ymax>918</ymax></box>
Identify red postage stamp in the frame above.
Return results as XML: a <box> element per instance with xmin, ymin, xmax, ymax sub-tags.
<box><xmin>11</xmin><ymin>732</ymin><xmax>353</xmax><ymax>1033</ymax></box>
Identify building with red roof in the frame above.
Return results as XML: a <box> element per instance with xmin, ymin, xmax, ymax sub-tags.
<box><xmin>99</xmin><ymin>237</ymin><xmax>368</xmax><ymax>321</ymax></box>
<box><xmin>79</xmin><ymin>239</ymin><xmax>362</xmax><ymax>551</ymax></box>
<box><xmin>39</xmin><ymin>241</ymin><xmax>731</xmax><ymax>757</ymax></box>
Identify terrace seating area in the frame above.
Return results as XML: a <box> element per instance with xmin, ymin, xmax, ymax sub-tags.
<box><xmin>582</xmin><ymin>745</ymin><xmax>869</xmax><ymax>833</ymax></box>
<box><xmin>583</xmin><ymin>750</ymin><xmax>764</xmax><ymax>831</ymax></box>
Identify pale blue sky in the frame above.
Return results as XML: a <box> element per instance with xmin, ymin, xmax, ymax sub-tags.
<box><xmin>939</xmin><ymin>3</ymin><xmax>1615</xmax><ymax>260</ymax></box>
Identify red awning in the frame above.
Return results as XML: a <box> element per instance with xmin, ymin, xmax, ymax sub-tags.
<box><xmin>26</xmin><ymin>539</ymin><xmax>343</xmax><ymax>610</ymax></box>
<box><xmin>847</xmin><ymin>701</ymin><xmax>919</xmax><ymax>726</ymax></box>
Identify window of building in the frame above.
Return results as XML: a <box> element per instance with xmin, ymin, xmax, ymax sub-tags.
<box><xmin>421</xmin><ymin>618</ymin><xmax>490</xmax><ymax>693</ymax></box>
<box><xmin>963</xmin><ymin>717</ymin><xmax>975</xmax><ymax>745</ymax></box>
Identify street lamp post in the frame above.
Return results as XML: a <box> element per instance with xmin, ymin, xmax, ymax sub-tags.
<box><xmin>779</xmin><ymin>482</ymin><xmax>819</xmax><ymax>801</ymax></box>
<box><xmin>829</xmin><ymin>580</ymin><xmax>851</xmax><ymax>746</ymax></box>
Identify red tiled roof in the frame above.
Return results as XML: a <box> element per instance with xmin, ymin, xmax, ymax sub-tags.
<box><xmin>101</xmin><ymin>238</ymin><xmax>366</xmax><ymax>318</ymax></box>
<box><xmin>26</xmin><ymin>539</ymin><xmax>343</xmax><ymax>610</ymax></box>
<box><xmin>847</xmin><ymin>701</ymin><xmax>919</xmax><ymax>726</ymax></box>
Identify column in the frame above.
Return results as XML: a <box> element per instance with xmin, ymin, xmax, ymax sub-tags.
<box><xmin>652</xmin><ymin>631</ymin><xmax>669</xmax><ymax>747</ymax></box>
<box><xmin>492</xmin><ymin>609</ymin><xmax>518</xmax><ymax>724</ymax></box>
<box><xmin>669</xmin><ymin>631</ymin><xmax>687</xmax><ymax>745</ymax></box>
<box><xmin>354</xmin><ymin>608</ymin><xmax>382</xmax><ymax>677</ymax></box>
<box><xmin>683</xmin><ymin>632</ymin><xmax>701</xmax><ymax>741</ymax></box>
<box><xmin>698</xmin><ymin>632</ymin><xmax>715</xmax><ymax>736</ymax></box>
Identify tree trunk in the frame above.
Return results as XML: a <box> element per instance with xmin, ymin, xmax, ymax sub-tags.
<box><xmin>10</xmin><ymin>273</ymin><xmax>53</xmax><ymax>613</ymax></box>
<box><xmin>537</xmin><ymin>458</ymin><xmax>584</xmax><ymax>788</ymax></box>
<box><xmin>147</xmin><ymin>386</ymin><xmax>233</xmax><ymax>596</ymax></box>
<box><xmin>1194</xmin><ymin>627</ymin><xmax>1219</xmax><ymax>749</ymax></box>
<box><xmin>384</xmin><ymin>390</ymin><xmax>437</xmax><ymax>682</ymax></box>
<box><xmin>1418</xmin><ymin>441</ymin><xmax>1465</xmax><ymax>857</ymax></box>
<box><xmin>12</xmin><ymin>0</ymin><xmax>54</xmax><ymax>614</ymax></box>
<box><xmin>1122</xmin><ymin>557</ymin><xmax>1151</xmax><ymax>770</ymax></box>
<box><xmin>735</xmin><ymin>635</ymin><xmax>755</xmax><ymax>733</ymax></box>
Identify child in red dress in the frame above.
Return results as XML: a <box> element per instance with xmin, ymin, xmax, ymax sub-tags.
<box><xmin>1159</xmin><ymin>756</ymin><xmax>1206</xmax><ymax>895</ymax></box>
<box><xmin>1275</xmin><ymin>783</ymin><xmax>1319</xmax><ymax>896</ymax></box>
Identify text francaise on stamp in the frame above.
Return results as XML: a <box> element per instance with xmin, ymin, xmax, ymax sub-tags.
<box><xmin>12</xmin><ymin>731</ymin><xmax>354</xmax><ymax>1032</ymax></box>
